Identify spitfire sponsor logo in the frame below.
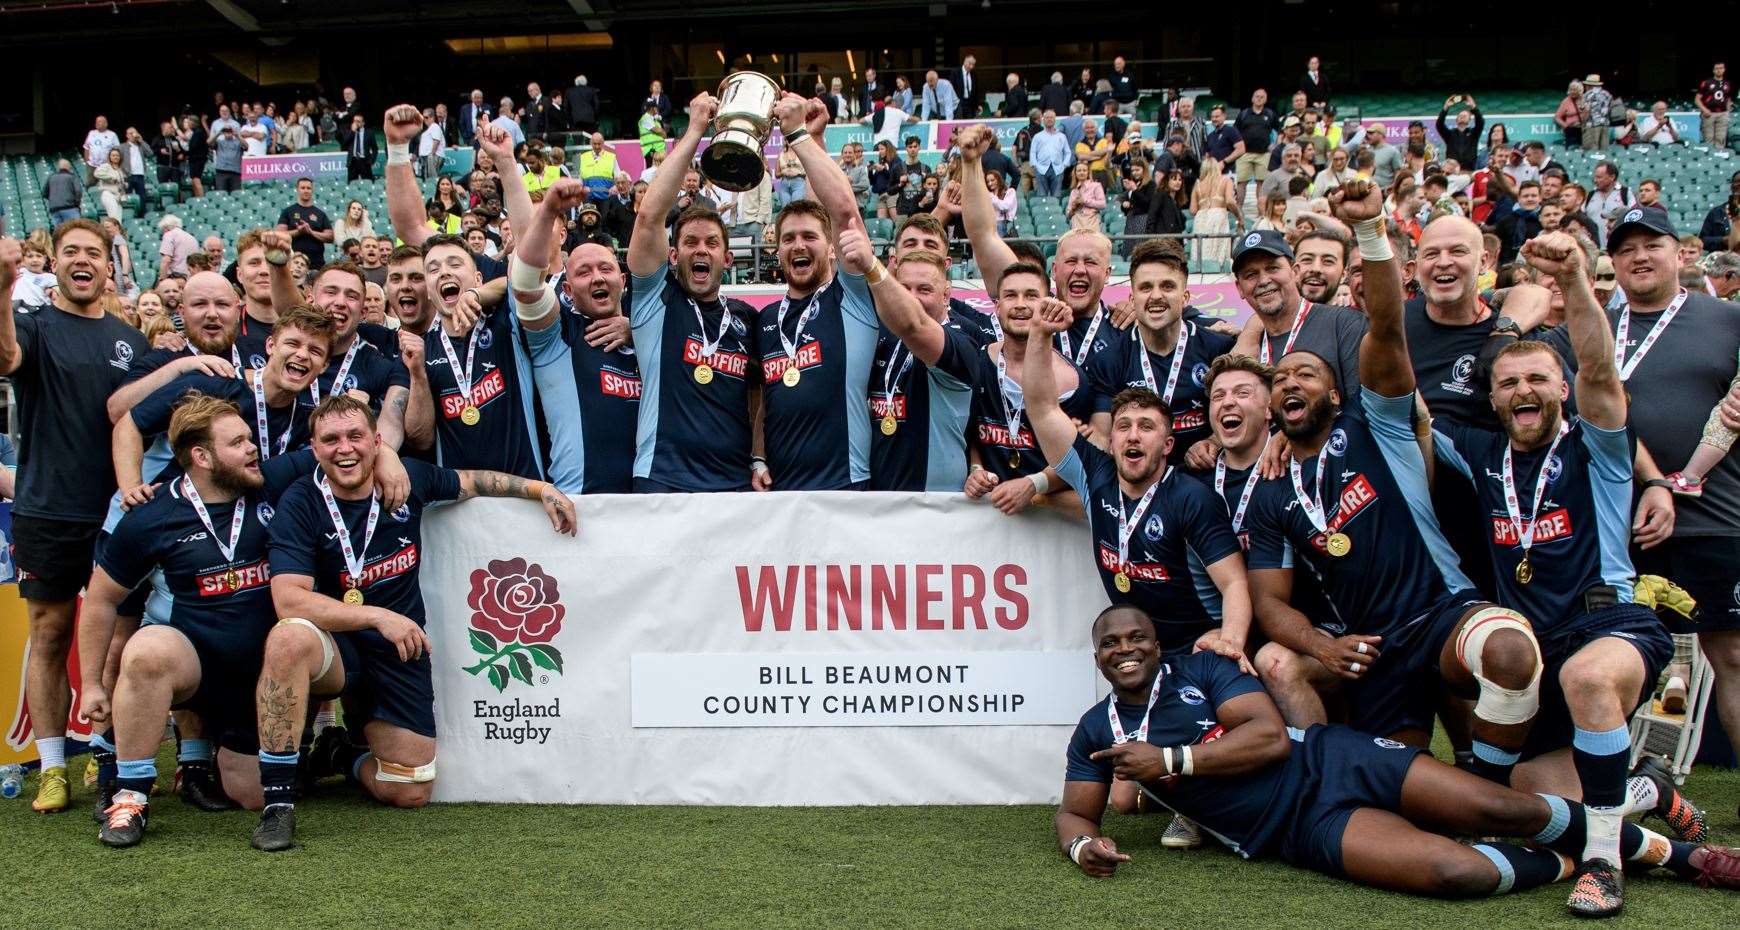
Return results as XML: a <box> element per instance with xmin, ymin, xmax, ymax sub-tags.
<box><xmin>195</xmin><ymin>559</ymin><xmax>270</xmax><ymax>596</ymax></box>
<box><xmin>1491</xmin><ymin>507</ymin><xmax>1572</xmax><ymax>546</ymax></box>
<box><xmin>760</xmin><ymin>340</ymin><xmax>823</xmax><ymax>383</ymax></box>
<box><xmin>1307</xmin><ymin>473</ymin><xmax>1376</xmax><ymax>553</ymax></box>
<box><xmin>1236</xmin><ymin>530</ymin><xmax>1250</xmax><ymax>551</ymax></box>
<box><xmin>1173</xmin><ymin>408</ymin><xmax>1206</xmax><ymax>432</ymax></box>
<box><xmin>976</xmin><ymin>422</ymin><xmax>1034</xmax><ymax>449</ymax></box>
<box><xmin>681</xmin><ymin>339</ymin><xmax>751</xmax><ymax>378</ymax></box>
<box><xmin>599</xmin><ymin>365</ymin><xmax>641</xmax><ymax>400</ymax></box>
<box><xmin>440</xmin><ymin>368</ymin><xmax>508</xmax><ymax>420</ymax></box>
<box><xmin>868</xmin><ymin>394</ymin><xmax>908</xmax><ymax>419</ymax></box>
<box><xmin>339</xmin><ymin>542</ymin><xmax>419</xmax><ymax>590</ymax></box>
<box><xmin>1095</xmin><ymin>543</ymin><xmax>1171</xmax><ymax>582</ymax></box>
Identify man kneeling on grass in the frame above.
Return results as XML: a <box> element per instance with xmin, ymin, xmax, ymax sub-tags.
<box><xmin>1054</xmin><ymin>605</ymin><xmax>1739</xmax><ymax>911</ymax></box>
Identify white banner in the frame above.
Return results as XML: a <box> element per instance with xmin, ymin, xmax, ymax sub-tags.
<box><xmin>422</xmin><ymin>492</ymin><xmax>1108</xmax><ymax>805</ymax></box>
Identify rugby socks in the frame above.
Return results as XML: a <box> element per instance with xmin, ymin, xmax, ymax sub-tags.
<box><xmin>91</xmin><ymin>730</ymin><xmax>119</xmax><ymax>789</ymax></box>
<box><xmin>1572</xmin><ymin>725</ymin><xmax>1630</xmax><ymax>866</ymax></box>
<box><xmin>333</xmin><ymin>741</ymin><xmax>370</xmax><ymax>785</ymax></box>
<box><xmin>116</xmin><ymin>758</ymin><xmax>158</xmax><ymax>796</ymax></box>
<box><xmin>1622</xmin><ymin>823</ymin><xmax>1700</xmax><ymax>878</ymax></box>
<box><xmin>259</xmin><ymin>751</ymin><xmax>300</xmax><ymax>809</ymax></box>
<box><xmin>1622</xmin><ymin>773</ymin><xmax>1660</xmax><ymax>816</ymax></box>
<box><xmin>177</xmin><ymin>738</ymin><xmax>215</xmax><ymax>765</ymax></box>
<box><xmin>1466</xmin><ymin>740</ymin><xmax>1520</xmax><ymax>785</ymax></box>
<box><xmin>1533</xmin><ymin>794</ymin><xmax>1697</xmax><ymax>876</ymax></box>
<box><xmin>350</xmin><ymin>752</ymin><xmax>373</xmax><ymax>784</ymax></box>
<box><xmin>35</xmin><ymin>736</ymin><xmax>66</xmax><ymax>771</ymax></box>
<box><xmin>313</xmin><ymin>703</ymin><xmax>338</xmax><ymax>735</ymax></box>
<box><xmin>1471</xmin><ymin>843</ymin><xmax>1574</xmax><ymax>894</ymax></box>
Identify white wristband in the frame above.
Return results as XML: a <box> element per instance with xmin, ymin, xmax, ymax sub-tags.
<box><xmin>1354</xmin><ymin>218</ymin><xmax>1393</xmax><ymax>263</ymax></box>
<box><xmin>1179</xmin><ymin>745</ymin><xmax>1195</xmax><ymax>777</ymax></box>
<box><xmin>751</xmin><ymin>458</ymin><xmax>770</xmax><ymax>475</ymax></box>
<box><xmin>1027</xmin><ymin>471</ymin><xmax>1051</xmax><ymax>495</ymax></box>
<box><xmin>1068</xmin><ymin>834</ymin><xmax>1093</xmax><ymax>864</ymax></box>
<box><xmin>387</xmin><ymin>142</ymin><xmax>412</xmax><ymax>166</ymax></box>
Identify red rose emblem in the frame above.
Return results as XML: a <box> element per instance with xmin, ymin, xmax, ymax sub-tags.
<box><xmin>468</xmin><ymin>557</ymin><xmax>565</xmax><ymax>645</ymax></box>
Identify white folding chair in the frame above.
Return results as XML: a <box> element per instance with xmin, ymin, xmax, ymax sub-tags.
<box><xmin>1629</xmin><ymin>632</ymin><xmax>1716</xmax><ymax>784</ymax></box>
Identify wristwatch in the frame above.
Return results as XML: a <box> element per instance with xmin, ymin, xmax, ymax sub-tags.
<box><xmin>1490</xmin><ymin>315</ymin><xmax>1522</xmax><ymax>338</ymax></box>
<box><xmin>1643</xmin><ymin>478</ymin><xmax>1675</xmax><ymax>491</ymax></box>
<box><xmin>783</xmin><ymin>126</ymin><xmax>810</xmax><ymax>147</ymax></box>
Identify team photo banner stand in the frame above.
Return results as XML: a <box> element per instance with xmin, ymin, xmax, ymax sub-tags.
<box><xmin>423</xmin><ymin>492</ymin><xmax>1107</xmax><ymax>805</ymax></box>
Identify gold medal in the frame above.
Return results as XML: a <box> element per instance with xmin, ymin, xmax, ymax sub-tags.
<box><xmin>1008</xmin><ymin>451</ymin><xmax>1023</xmax><ymax>470</ymax></box>
<box><xmin>1325</xmin><ymin>532</ymin><xmax>1353</xmax><ymax>558</ymax></box>
<box><xmin>1113</xmin><ymin>572</ymin><xmax>1132</xmax><ymax>593</ymax></box>
<box><xmin>694</xmin><ymin>363</ymin><xmax>713</xmax><ymax>384</ymax></box>
<box><xmin>343</xmin><ymin>588</ymin><xmax>364</xmax><ymax>606</ymax></box>
<box><xmin>460</xmin><ymin>404</ymin><xmax>481</xmax><ymax>426</ymax></box>
<box><xmin>1515</xmin><ymin>559</ymin><xmax>1534</xmax><ymax>585</ymax></box>
<box><xmin>880</xmin><ymin>414</ymin><xmax>898</xmax><ymax>436</ymax></box>
<box><xmin>782</xmin><ymin>366</ymin><xmax>802</xmax><ymax>387</ymax></box>
<box><xmin>224</xmin><ymin>569</ymin><xmax>240</xmax><ymax>591</ymax></box>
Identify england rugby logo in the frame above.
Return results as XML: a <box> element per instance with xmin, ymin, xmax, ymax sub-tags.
<box><xmin>463</xmin><ymin>557</ymin><xmax>566</xmax><ymax>692</ymax></box>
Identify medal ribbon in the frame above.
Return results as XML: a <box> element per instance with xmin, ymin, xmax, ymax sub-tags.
<box><xmin>1259</xmin><ymin>299</ymin><xmax>1312</xmax><ymax>365</ymax></box>
<box><xmin>1116</xmin><ymin>467</ymin><xmax>1169</xmax><ymax>576</ymax></box>
<box><xmin>1107</xmin><ymin>661</ymin><xmax>1167</xmax><ymax>745</ymax></box>
<box><xmin>310</xmin><ymin>339</ymin><xmax>362</xmax><ymax>403</ymax></box>
<box><xmin>880</xmin><ymin>340</ymin><xmax>916</xmax><ymax>418</ymax></box>
<box><xmin>1215</xmin><ymin>449</ymin><xmax>1264</xmax><ymax>532</ymax></box>
<box><xmin>1288</xmin><ymin>441</ymin><xmax>1334</xmax><ymax>536</ymax></box>
<box><xmin>688</xmin><ymin>298</ymin><xmax>729</xmax><ymax>364</ymax></box>
<box><xmin>438</xmin><ymin>324</ymin><xmax>480</xmax><ymax>407</ymax></box>
<box><xmin>1501</xmin><ymin>420</ymin><xmax>1570</xmax><ymax>566</ymax></box>
<box><xmin>776</xmin><ymin>292</ymin><xmax>816</xmax><ymax>375</ymax></box>
<box><xmin>1138</xmin><ymin>322</ymin><xmax>1192</xmax><ymax>406</ymax></box>
<box><xmin>1613</xmin><ymin>288</ymin><xmax>1688</xmax><ymax>382</ymax></box>
<box><xmin>315</xmin><ymin>471</ymin><xmax>380</xmax><ymax>594</ymax></box>
<box><xmin>249</xmin><ymin>371</ymin><xmax>292</xmax><ymax>458</ymax></box>
<box><xmin>995</xmin><ymin>348</ymin><xmax>1027</xmax><ymax>455</ymax></box>
<box><xmin>180</xmin><ymin>476</ymin><xmax>245</xmax><ymax>567</ymax></box>
<box><xmin>1057</xmin><ymin>303</ymin><xmax>1107</xmax><ymax>366</ymax></box>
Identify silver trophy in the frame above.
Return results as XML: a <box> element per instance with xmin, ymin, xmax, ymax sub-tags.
<box><xmin>701</xmin><ymin>71</ymin><xmax>782</xmax><ymax>192</ymax></box>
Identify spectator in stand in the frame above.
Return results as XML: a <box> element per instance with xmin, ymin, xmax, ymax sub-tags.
<box><xmin>1101</xmin><ymin>100</ymin><xmax>1128</xmax><ymax>146</ymax></box>
<box><xmin>1014</xmin><ymin>109</ymin><xmax>1043</xmax><ymax>191</ymax></box>
<box><xmin>83</xmin><ymin>115</ymin><xmax>120</xmax><ymax>185</ymax></box>
<box><xmin>1700</xmin><ymin>171</ymin><xmax>1740</xmax><ymax>253</ymax></box>
<box><xmin>1039</xmin><ymin>71</ymin><xmax>1071</xmax><ymax>115</ymax></box>
<box><xmin>892</xmin><ymin>75</ymin><xmax>914</xmax><ymax>112</ymax></box>
<box><xmin>870</xmin><ymin>140</ymin><xmax>901</xmax><ymax>218</ymax></box>
<box><xmin>840</xmin><ymin>141</ymin><xmax>871</xmax><ymax>213</ymax></box>
<box><xmin>1434</xmin><ymin>94</ymin><xmax>1483</xmax><ymax>168</ymax></box>
<box><xmin>522</xmin><ymin>82</ymin><xmax>554</xmax><ymax>141</ymax></box>
<box><xmin>1233</xmin><ymin>89</ymin><xmax>1279</xmax><ymax>209</ymax></box>
<box><xmin>522</xmin><ymin>148</ymin><xmax>561</xmax><ymax>195</ymax></box>
<box><xmin>1108</xmin><ymin>55</ymin><xmax>1137</xmax><ymax>113</ymax></box>
<box><xmin>42</xmin><ymin>159</ymin><xmax>83</xmax><ymax>225</ymax></box>
<box><xmin>1708</xmin><ymin>251</ymin><xmax>1740</xmax><ymax>299</ymax></box>
<box><xmin>986</xmin><ymin>169</ymin><xmax>1018</xmax><ymax>237</ymax></box>
<box><xmin>121</xmin><ymin>128</ymin><xmax>150</xmax><ymax>218</ymax></box>
<box><xmin>647</xmin><ymin>79</ymin><xmax>674</xmax><ymax>126</ymax></box>
<box><xmin>1558</xmin><ymin>182</ymin><xmax>1603</xmax><ymax>242</ymax></box>
<box><xmin>210</xmin><ymin>124</ymin><xmax>243</xmax><ymax>192</ymax></box>
<box><xmin>151</xmin><ymin>119</ymin><xmax>183</xmax><ymax>193</ymax></box>
<box><xmin>1366</xmin><ymin>125</ymin><xmax>1403</xmax><ymax>190</ymax></box>
<box><xmin>94</xmin><ymin>148</ymin><xmax>126</xmax><ymax>222</ymax></box>
<box><xmin>1581</xmin><ymin>74</ymin><xmax>1613</xmax><ymax>151</ymax></box>
<box><xmin>1031</xmin><ymin>110</ymin><xmax>1072</xmax><ymax>200</ymax></box>
<box><xmin>1164</xmin><ymin>96</ymin><xmax>1207</xmax><ymax>161</ymax></box>
<box><xmin>956</xmin><ymin>55</ymin><xmax>980</xmax><ymax>118</ymax></box>
<box><xmin>638</xmin><ymin>98</ymin><xmax>667</xmax><ymax>157</ymax></box>
<box><xmin>899</xmin><ymin>173</ymin><xmax>939</xmax><ymax>218</ymax></box>
<box><xmin>1312</xmin><ymin>145</ymin><xmax>1354</xmax><ymax>197</ymax></box>
<box><xmin>1076</xmin><ymin>118</ymin><xmax>1114</xmax><ymax>190</ymax></box>
<box><xmin>1268</xmin><ymin>116</ymin><xmax>1303</xmax><ymax>171</ymax></box>
<box><xmin>1060</xmin><ymin>100</ymin><xmax>1087</xmax><ymax>147</ymax></box>
<box><xmin>775</xmin><ymin>146</ymin><xmax>807</xmax><ymax>207</ymax></box>
<box><xmin>1070</xmin><ymin>67</ymin><xmax>1095</xmax><ymax>108</ymax></box>
<box><xmin>1637</xmin><ymin>178</ymin><xmax>1663</xmax><ymax>209</ymax></box>
<box><xmin>1555</xmin><ymin>80</ymin><xmax>1585</xmax><ymax>148</ymax></box>
<box><xmin>1087</xmin><ymin>79</ymin><xmax>1116</xmax><ymax>114</ymax></box>
<box><xmin>492</xmin><ymin>98</ymin><xmax>527</xmax><ymax>148</ymax></box>
<box><xmin>863</xmin><ymin>93</ymin><xmax>912</xmax><ymax>150</ymax></box>
<box><xmin>340</xmin><ymin>113</ymin><xmax>377</xmax><ymax>181</ymax></box>
<box><xmin>419</xmin><ymin>108</ymin><xmax>446</xmax><ymax>180</ymax></box>
<box><xmin>460</xmin><ymin>89</ymin><xmax>488</xmax><ymax>146</ymax></box>
<box><xmin>578</xmin><ymin>133</ymin><xmax>617</xmax><ymax>202</ymax></box>
<box><xmin>1585</xmin><ymin>162</ymin><xmax>1635</xmax><ymax>247</ymax></box>
<box><xmin>332</xmin><ymin>199</ymin><xmax>376</xmax><ymax>248</ymax></box>
<box><xmin>238</xmin><ymin>110</ymin><xmax>269</xmax><ymax>157</ymax></box>
<box><xmin>999</xmin><ymin>73</ymin><xmax>1028</xmax><ymax>118</ymax></box>
<box><xmin>276</xmin><ymin>176</ymin><xmax>333</xmax><ymax>269</ymax></box>
<box><xmin>1120</xmin><ymin>161</ymin><xmax>1159</xmax><ymax>243</ymax></box>
<box><xmin>1259</xmin><ymin>143</ymin><xmax>1302</xmax><ymax>204</ymax></box>
<box><xmin>1299</xmin><ymin>56</ymin><xmax>1329</xmax><ymax>107</ymax></box>
<box><xmin>920</xmin><ymin>69</ymin><xmax>960</xmax><ymax>121</ymax></box>
<box><xmin>1637</xmin><ymin>101</ymin><xmax>1682</xmax><ymax>145</ymax></box>
<box><xmin>156</xmin><ymin>213</ymin><xmax>198</xmax><ymax>278</ymax></box>
<box><xmin>1204</xmin><ymin>105</ymin><xmax>1241</xmax><ymax>165</ymax></box>
<box><xmin>981</xmin><ymin>135</ymin><xmax>1016</xmax><ymax>190</ymax></box>
<box><xmin>1478</xmin><ymin>122</ymin><xmax>1508</xmax><ymax>169</ymax></box>
<box><xmin>815</xmin><ymin>78</ymin><xmax>845</xmax><ymax>124</ymax></box>
<box><xmin>280</xmin><ymin>101</ymin><xmax>311</xmax><ymax>152</ymax></box>
<box><xmin>857</xmin><ymin>68</ymin><xmax>883</xmax><ymax>116</ymax></box>
<box><xmin>1065</xmin><ymin>162</ymin><xmax>1105</xmax><ymax>231</ymax></box>
<box><xmin>567</xmin><ymin>75</ymin><xmax>600</xmax><ymax>134</ymax></box>
<box><xmin>1698</xmin><ymin>62</ymin><xmax>1733</xmax><ymax>149</ymax></box>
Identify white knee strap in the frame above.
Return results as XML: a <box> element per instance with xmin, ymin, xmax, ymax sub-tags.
<box><xmin>1455</xmin><ymin>606</ymin><xmax>1543</xmax><ymax>726</ymax></box>
<box><xmin>277</xmin><ymin>617</ymin><xmax>336</xmax><ymax>679</ymax></box>
<box><xmin>375</xmin><ymin>755</ymin><xmax>437</xmax><ymax>784</ymax></box>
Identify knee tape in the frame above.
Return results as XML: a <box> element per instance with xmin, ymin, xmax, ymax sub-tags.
<box><xmin>276</xmin><ymin>618</ymin><xmax>335</xmax><ymax>679</ymax></box>
<box><xmin>375</xmin><ymin>756</ymin><xmax>437</xmax><ymax>784</ymax></box>
<box><xmin>1455</xmin><ymin>606</ymin><xmax>1543</xmax><ymax>726</ymax></box>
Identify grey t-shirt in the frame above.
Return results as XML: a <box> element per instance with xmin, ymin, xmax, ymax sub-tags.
<box><xmin>213</xmin><ymin>134</ymin><xmax>243</xmax><ymax>173</ymax></box>
<box><xmin>1545</xmin><ymin>291</ymin><xmax>1740</xmax><ymax>537</ymax></box>
<box><xmin>1371</xmin><ymin>143</ymin><xmax>1404</xmax><ymax>190</ymax></box>
<box><xmin>1254</xmin><ymin>301</ymin><xmax>1368</xmax><ymax>401</ymax></box>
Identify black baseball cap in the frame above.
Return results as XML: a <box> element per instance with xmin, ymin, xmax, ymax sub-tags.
<box><xmin>1607</xmin><ymin>205</ymin><xmax>1678</xmax><ymax>253</ymax></box>
<box><xmin>1232</xmin><ymin>228</ymin><xmax>1294</xmax><ymax>270</ymax></box>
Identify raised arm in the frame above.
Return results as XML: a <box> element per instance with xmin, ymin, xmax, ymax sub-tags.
<box><xmin>629</xmin><ymin>92</ymin><xmax>718</xmax><ymax>278</ymax></box>
<box><xmin>836</xmin><ymin>223</ymin><xmax>940</xmax><ymax>363</ymax></box>
<box><xmin>1331</xmin><ymin>178</ymin><xmax>1413</xmax><ymax>397</ymax></box>
<box><xmin>382</xmin><ymin>105</ymin><xmax>432</xmax><ymax>248</ymax></box>
<box><xmin>476</xmin><ymin>123</ymin><xmax>533</xmax><ymax>253</ymax></box>
<box><xmin>507</xmin><ymin>178</ymin><xmax>586</xmax><ymax>332</ymax></box>
<box><xmin>0</xmin><ymin>239</ymin><xmax>23</xmax><ymax>375</ymax></box>
<box><xmin>107</xmin><ymin>354</ymin><xmax>235</xmax><ymax>423</ymax></box>
<box><xmin>955</xmin><ymin>125</ymin><xmax>1018</xmax><ymax>288</ymax></box>
<box><xmin>772</xmin><ymin>94</ymin><xmax>856</xmax><ymax>243</ymax></box>
<box><xmin>1520</xmin><ymin>232</ymin><xmax>1623</xmax><ymax>428</ymax></box>
<box><xmin>263</xmin><ymin>228</ymin><xmax>302</xmax><ymax>316</ymax></box>
<box><xmin>397</xmin><ymin>330</ymin><xmax>433</xmax><ymax>452</ymax></box>
<box><xmin>1022</xmin><ymin>297</ymin><xmax>1081</xmax><ymax>465</ymax></box>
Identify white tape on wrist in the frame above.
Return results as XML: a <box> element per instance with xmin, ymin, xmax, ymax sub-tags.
<box><xmin>1179</xmin><ymin>745</ymin><xmax>1194</xmax><ymax>777</ymax></box>
<box><xmin>1160</xmin><ymin>746</ymin><xmax>1174</xmax><ymax>775</ymax></box>
<box><xmin>1068</xmin><ymin>834</ymin><xmax>1093</xmax><ymax>864</ymax></box>
<box><xmin>386</xmin><ymin>143</ymin><xmax>412</xmax><ymax>166</ymax></box>
<box><xmin>1028</xmin><ymin>471</ymin><xmax>1051</xmax><ymax>495</ymax></box>
<box><xmin>508</xmin><ymin>254</ymin><xmax>547</xmax><ymax>291</ymax></box>
<box><xmin>514</xmin><ymin>282</ymin><xmax>557</xmax><ymax>322</ymax></box>
<box><xmin>1354</xmin><ymin>218</ymin><xmax>1393</xmax><ymax>262</ymax></box>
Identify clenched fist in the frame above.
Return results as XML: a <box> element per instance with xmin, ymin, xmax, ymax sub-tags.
<box><xmin>1519</xmin><ymin>231</ymin><xmax>1586</xmax><ymax>280</ymax></box>
<box><xmin>383</xmin><ymin>105</ymin><xmax>424</xmax><ymax>147</ymax></box>
<box><xmin>1329</xmin><ymin>178</ymin><xmax>1384</xmax><ymax>225</ymax></box>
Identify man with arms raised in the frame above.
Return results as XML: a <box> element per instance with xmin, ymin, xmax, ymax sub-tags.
<box><xmin>887</xmin><ymin>213</ymin><xmax>998</xmax><ymax>345</ymax></box>
<box><xmin>251</xmin><ymin>394</ymin><xmax>575</xmax><ymax>851</ymax></box>
<box><xmin>0</xmin><ymin>224</ymin><xmax>149</xmax><ymax>812</ymax></box>
<box><xmin>1230</xmin><ymin>228</ymin><xmax>1366</xmax><ymax>399</ymax></box>
<box><xmin>77</xmin><ymin>395</ymin><xmax>317</xmax><ymax>846</ymax></box>
<box><xmin>1085</xmin><ymin>240</ymin><xmax>1234</xmax><ymax>465</ymax></box>
<box><xmin>1055</xmin><ymin>605</ymin><xmax>1740</xmax><ymax>900</ymax></box>
<box><xmin>1243</xmin><ymin>181</ymin><xmax>1544</xmax><ymax>783</ymax></box>
<box><xmin>626</xmin><ymin>92</ymin><xmax>760</xmax><ymax>492</ymax></box>
<box><xmin>1433</xmin><ymin>231</ymin><xmax>1711</xmax><ymax>915</ymax></box>
<box><xmin>865</xmin><ymin>248</ymin><xmax>979</xmax><ymax>491</ymax></box>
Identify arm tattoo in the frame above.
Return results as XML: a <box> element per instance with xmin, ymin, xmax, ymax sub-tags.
<box><xmin>460</xmin><ymin>470</ymin><xmax>529</xmax><ymax>500</ymax></box>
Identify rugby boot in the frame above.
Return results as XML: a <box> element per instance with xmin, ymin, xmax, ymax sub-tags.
<box><xmin>251</xmin><ymin>803</ymin><xmax>297</xmax><ymax>852</ymax></box>
<box><xmin>31</xmin><ymin>766</ymin><xmax>68</xmax><ymax>813</ymax></box>
<box><xmin>1567</xmin><ymin>860</ymin><xmax>1624</xmax><ymax>918</ymax></box>
<box><xmin>1631</xmin><ymin>755</ymin><xmax>1708</xmax><ymax>843</ymax></box>
<box><xmin>98</xmin><ymin>791</ymin><xmax>148</xmax><ymax>848</ymax></box>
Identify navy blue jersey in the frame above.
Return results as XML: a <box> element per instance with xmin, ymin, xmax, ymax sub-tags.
<box><xmin>1057</xmin><ymin>442</ymin><xmax>1241</xmax><ymax>650</ymax></box>
<box><xmin>1243</xmin><ymin>390</ymin><xmax>1474</xmax><ymax>637</ymax></box>
<box><xmin>1065</xmin><ymin>653</ymin><xmax>1291</xmax><ymax>858</ymax></box>
<box><xmin>1053</xmin><ymin>304</ymin><xmax>1128</xmax><ymax>370</ymax></box>
<box><xmin>948</xmin><ymin>297</ymin><xmax>1000</xmax><ymax>346</ymax></box>
<box><xmin>418</xmin><ymin>304</ymin><xmax>544</xmax><ymax>480</ymax></box>
<box><xmin>627</xmin><ymin>267</ymin><xmax>757</xmax><ymax>491</ymax></box>
<box><xmin>754</xmin><ymin>275</ymin><xmax>882</xmax><ymax>490</ymax></box>
<box><xmin>933</xmin><ymin>339</ymin><xmax>1096</xmax><ymax>483</ymax></box>
<box><xmin>1436</xmin><ymin>418</ymin><xmax>1636</xmax><ymax>626</ymax></box>
<box><xmin>119</xmin><ymin>343</ymin><xmax>242</xmax><ymax>388</ymax></box>
<box><xmin>232</xmin><ymin>312</ymin><xmax>275</xmax><ymax>371</ymax></box>
<box><xmin>866</xmin><ymin>323</ymin><xmax>977</xmax><ymax>492</ymax></box>
<box><xmin>1086</xmin><ymin>323</ymin><xmax>1236</xmax><ymax>465</ymax></box>
<box><xmin>355</xmin><ymin>321</ymin><xmax>397</xmax><ymax>357</ymax></box>
<box><xmin>131</xmin><ymin>371</ymin><xmax>312</xmax><ymax>466</ymax></box>
<box><xmin>311</xmin><ymin>338</ymin><xmax>409</xmax><ymax>408</ymax></box>
<box><xmin>99</xmin><ymin>451</ymin><xmax>314</xmax><ymax>651</ymax></box>
<box><xmin>268</xmin><ymin>459</ymin><xmax>460</xmax><ymax>625</ymax></box>
<box><xmin>1188</xmin><ymin>459</ymin><xmax>1342</xmax><ymax>633</ymax></box>
<box><xmin>523</xmin><ymin>307</ymin><xmax>640</xmax><ymax>494</ymax></box>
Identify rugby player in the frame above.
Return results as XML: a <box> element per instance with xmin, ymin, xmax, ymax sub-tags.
<box><xmin>0</xmin><ymin>223</ymin><xmax>149</xmax><ymax>813</ymax></box>
<box><xmin>1242</xmin><ymin>180</ymin><xmax>1545</xmax><ymax>781</ymax></box>
<box><xmin>864</xmin><ymin>247</ymin><xmax>978</xmax><ymax>491</ymax></box>
<box><xmin>1433</xmin><ymin>230</ymin><xmax>1710</xmax><ymax>915</ymax></box>
<box><xmin>1056</xmin><ymin>606</ymin><xmax>1740</xmax><ymax>901</ymax></box>
<box><xmin>229</xmin><ymin>228</ymin><xmax>284</xmax><ymax>366</ymax></box>
<box><xmin>251</xmin><ymin>394</ymin><xmax>576</xmax><ymax>851</ymax></box>
<box><xmin>625</xmin><ymin>92</ymin><xmax>760</xmax><ymax>492</ymax></box>
<box><xmin>78</xmin><ymin>395</ymin><xmax>316</xmax><ymax>846</ymax></box>
<box><xmin>1229</xmin><ymin>228</ymin><xmax>1367</xmax><ymax>399</ymax></box>
<box><xmin>1084</xmin><ymin>240</ymin><xmax>1234</xmax><ymax>466</ymax></box>
<box><xmin>887</xmin><ymin>213</ymin><xmax>1000</xmax><ymax>346</ymax></box>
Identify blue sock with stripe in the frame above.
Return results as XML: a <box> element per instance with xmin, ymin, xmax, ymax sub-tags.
<box><xmin>1464</xmin><ymin>740</ymin><xmax>1521</xmax><ymax>785</ymax></box>
<box><xmin>177</xmin><ymin>738</ymin><xmax>215</xmax><ymax>764</ymax></box>
<box><xmin>258</xmin><ymin>751</ymin><xmax>299</xmax><ymax>809</ymax></box>
<box><xmin>91</xmin><ymin>729</ymin><xmax>118</xmax><ymax>790</ymax></box>
<box><xmin>1572</xmin><ymin>725</ymin><xmax>1630</xmax><ymax>866</ymax></box>
<box><xmin>116</xmin><ymin>758</ymin><xmax>158</xmax><ymax>796</ymax></box>
<box><xmin>1471</xmin><ymin>843</ymin><xmax>1573</xmax><ymax>894</ymax></box>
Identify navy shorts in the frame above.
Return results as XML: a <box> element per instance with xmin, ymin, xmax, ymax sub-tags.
<box><xmin>332</xmin><ymin>628</ymin><xmax>437</xmax><ymax>739</ymax></box>
<box><xmin>1632</xmin><ymin>535</ymin><xmax>1740</xmax><ymax>633</ymax></box>
<box><xmin>1521</xmin><ymin>603</ymin><xmax>1674</xmax><ymax>759</ymax></box>
<box><xmin>1279</xmin><ymin>724</ymin><xmax>1429</xmax><ymax>876</ymax></box>
<box><xmin>165</xmin><ymin>623</ymin><xmax>269</xmax><ymax>755</ymax></box>
<box><xmin>1343</xmin><ymin>595</ymin><xmax>1481</xmax><ymax>738</ymax></box>
<box><xmin>95</xmin><ymin>531</ymin><xmax>150</xmax><ymax>617</ymax></box>
<box><xmin>13</xmin><ymin>515</ymin><xmax>100</xmax><ymax>602</ymax></box>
